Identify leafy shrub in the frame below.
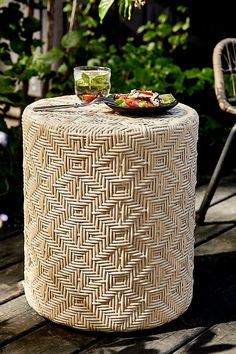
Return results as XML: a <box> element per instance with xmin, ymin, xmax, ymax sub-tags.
<box><xmin>0</xmin><ymin>0</ymin><xmax>42</xmax><ymax>201</ymax></box>
<box><xmin>0</xmin><ymin>119</ymin><xmax>22</xmax><ymax>197</ymax></box>
<box><xmin>0</xmin><ymin>0</ymin><xmax>42</xmax><ymax>110</ymax></box>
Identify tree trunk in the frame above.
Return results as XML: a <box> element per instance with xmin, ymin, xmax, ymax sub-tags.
<box><xmin>21</xmin><ymin>0</ymin><xmax>35</xmax><ymax>108</ymax></box>
<box><xmin>42</xmin><ymin>0</ymin><xmax>55</xmax><ymax>97</ymax></box>
<box><xmin>69</xmin><ymin>0</ymin><xmax>79</xmax><ymax>32</ymax></box>
<box><xmin>46</xmin><ymin>0</ymin><xmax>55</xmax><ymax>51</ymax></box>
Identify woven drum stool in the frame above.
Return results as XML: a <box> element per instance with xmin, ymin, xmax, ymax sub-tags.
<box><xmin>22</xmin><ymin>95</ymin><xmax>199</xmax><ymax>332</ymax></box>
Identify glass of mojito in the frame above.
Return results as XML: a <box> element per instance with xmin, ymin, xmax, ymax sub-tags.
<box><xmin>74</xmin><ymin>66</ymin><xmax>111</xmax><ymax>103</ymax></box>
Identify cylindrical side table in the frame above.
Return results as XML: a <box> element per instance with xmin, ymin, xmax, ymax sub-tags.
<box><xmin>22</xmin><ymin>95</ymin><xmax>199</xmax><ymax>332</ymax></box>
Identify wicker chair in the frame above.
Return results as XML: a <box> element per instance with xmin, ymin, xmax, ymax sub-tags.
<box><xmin>196</xmin><ymin>38</ymin><xmax>236</xmax><ymax>224</ymax></box>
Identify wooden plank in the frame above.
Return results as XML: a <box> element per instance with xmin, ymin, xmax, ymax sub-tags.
<box><xmin>195</xmin><ymin>173</ymin><xmax>236</xmax><ymax>208</ymax></box>
<box><xmin>195</xmin><ymin>174</ymin><xmax>236</xmax><ymax>223</ymax></box>
<box><xmin>0</xmin><ymin>294</ymin><xmax>100</xmax><ymax>353</ymax></box>
<box><xmin>0</xmin><ymin>295</ymin><xmax>46</xmax><ymax>346</ymax></box>
<box><xmin>203</xmin><ymin>195</ymin><xmax>236</xmax><ymax>223</ymax></box>
<box><xmin>194</xmin><ymin>171</ymin><xmax>236</xmax><ymax>243</ymax></box>
<box><xmin>173</xmin><ymin>321</ymin><xmax>236</xmax><ymax>353</ymax></box>
<box><xmin>0</xmin><ymin>229</ymin><xmax>23</xmax><ymax>242</ymax></box>
<box><xmin>194</xmin><ymin>223</ymin><xmax>235</xmax><ymax>246</ymax></box>
<box><xmin>189</xmin><ymin>227</ymin><xmax>236</xmax><ymax>327</ymax></box>
<box><xmin>79</xmin><ymin>327</ymin><xmax>206</xmax><ymax>354</ymax></box>
<box><xmin>0</xmin><ymin>234</ymin><xmax>23</xmax><ymax>269</ymax></box>
<box><xmin>0</xmin><ymin>261</ymin><xmax>24</xmax><ymax>305</ymax></box>
<box><xmin>0</xmin><ymin>211</ymin><xmax>23</xmax><ymax>241</ymax></box>
<box><xmin>0</xmin><ymin>323</ymin><xmax>99</xmax><ymax>354</ymax></box>
<box><xmin>195</xmin><ymin>225</ymin><xmax>236</xmax><ymax>256</ymax></box>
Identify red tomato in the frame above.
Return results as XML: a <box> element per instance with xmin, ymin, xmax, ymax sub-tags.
<box><xmin>124</xmin><ymin>98</ymin><xmax>154</xmax><ymax>108</ymax></box>
<box><xmin>138</xmin><ymin>91</ymin><xmax>153</xmax><ymax>96</ymax></box>
<box><xmin>82</xmin><ymin>94</ymin><xmax>98</xmax><ymax>103</ymax></box>
<box><xmin>124</xmin><ymin>98</ymin><xmax>140</xmax><ymax>107</ymax></box>
<box><xmin>114</xmin><ymin>94</ymin><xmax>126</xmax><ymax>99</ymax></box>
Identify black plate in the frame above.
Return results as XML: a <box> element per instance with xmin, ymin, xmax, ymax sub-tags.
<box><xmin>102</xmin><ymin>97</ymin><xmax>178</xmax><ymax>116</ymax></box>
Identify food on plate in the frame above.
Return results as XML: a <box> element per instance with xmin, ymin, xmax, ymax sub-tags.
<box><xmin>114</xmin><ymin>90</ymin><xmax>175</xmax><ymax>108</ymax></box>
<box><xmin>158</xmin><ymin>93</ymin><xmax>176</xmax><ymax>106</ymax></box>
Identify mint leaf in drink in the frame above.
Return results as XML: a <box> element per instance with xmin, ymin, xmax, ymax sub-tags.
<box><xmin>91</xmin><ymin>74</ymin><xmax>108</xmax><ymax>87</ymax></box>
<box><xmin>76</xmin><ymin>79</ymin><xmax>86</xmax><ymax>87</ymax></box>
<box><xmin>81</xmin><ymin>73</ymin><xmax>91</xmax><ymax>85</ymax></box>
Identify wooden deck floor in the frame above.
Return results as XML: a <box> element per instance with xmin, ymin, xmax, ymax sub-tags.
<box><xmin>0</xmin><ymin>173</ymin><xmax>236</xmax><ymax>353</ymax></box>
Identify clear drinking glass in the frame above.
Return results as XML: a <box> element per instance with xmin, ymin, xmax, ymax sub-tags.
<box><xmin>74</xmin><ymin>66</ymin><xmax>111</xmax><ymax>102</ymax></box>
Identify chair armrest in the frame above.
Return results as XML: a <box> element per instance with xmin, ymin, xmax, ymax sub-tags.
<box><xmin>213</xmin><ymin>38</ymin><xmax>236</xmax><ymax>115</ymax></box>
<box><xmin>215</xmin><ymin>86</ymin><xmax>236</xmax><ymax>114</ymax></box>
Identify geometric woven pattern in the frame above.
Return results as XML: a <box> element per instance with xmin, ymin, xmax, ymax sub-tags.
<box><xmin>22</xmin><ymin>96</ymin><xmax>199</xmax><ymax>332</ymax></box>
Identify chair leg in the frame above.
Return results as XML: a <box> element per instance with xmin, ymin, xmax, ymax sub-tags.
<box><xmin>196</xmin><ymin>123</ymin><xmax>236</xmax><ymax>225</ymax></box>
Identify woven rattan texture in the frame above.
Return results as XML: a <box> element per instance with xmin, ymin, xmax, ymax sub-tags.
<box><xmin>23</xmin><ymin>96</ymin><xmax>199</xmax><ymax>332</ymax></box>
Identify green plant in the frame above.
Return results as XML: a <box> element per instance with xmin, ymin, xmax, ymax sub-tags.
<box><xmin>89</xmin><ymin>6</ymin><xmax>214</xmax><ymax>99</ymax></box>
<box><xmin>98</xmin><ymin>0</ymin><xmax>146</xmax><ymax>23</ymax></box>
<box><xmin>0</xmin><ymin>0</ymin><xmax>43</xmax><ymax>202</ymax></box>
<box><xmin>0</xmin><ymin>0</ymin><xmax>42</xmax><ymax>111</ymax></box>
<box><xmin>0</xmin><ymin>119</ymin><xmax>22</xmax><ymax>197</ymax></box>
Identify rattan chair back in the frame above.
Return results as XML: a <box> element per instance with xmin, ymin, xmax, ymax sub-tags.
<box><xmin>196</xmin><ymin>38</ymin><xmax>236</xmax><ymax>224</ymax></box>
<box><xmin>213</xmin><ymin>38</ymin><xmax>236</xmax><ymax>114</ymax></box>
